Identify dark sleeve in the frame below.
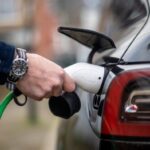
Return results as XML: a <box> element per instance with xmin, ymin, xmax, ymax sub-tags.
<box><xmin>0</xmin><ymin>41</ymin><xmax>15</xmax><ymax>84</ymax></box>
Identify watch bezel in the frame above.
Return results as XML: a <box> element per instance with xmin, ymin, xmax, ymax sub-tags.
<box><xmin>11</xmin><ymin>58</ymin><xmax>28</xmax><ymax>77</ymax></box>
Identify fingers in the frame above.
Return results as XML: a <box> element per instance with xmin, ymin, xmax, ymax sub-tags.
<box><xmin>63</xmin><ymin>72</ymin><xmax>76</xmax><ymax>92</ymax></box>
<box><xmin>52</xmin><ymin>86</ymin><xmax>62</xmax><ymax>97</ymax></box>
<box><xmin>16</xmin><ymin>53</ymin><xmax>76</xmax><ymax>100</ymax></box>
<box><xmin>36</xmin><ymin>78</ymin><xmax>63</xmax><ymax>99</ymax></box>
<box><xmin>45</xmin><ymin>85</ymin><xmax>62</xmax><ymax>98</ymax></box>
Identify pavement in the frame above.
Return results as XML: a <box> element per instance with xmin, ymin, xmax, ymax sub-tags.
<box><xmin>0</xmin><ymin>87</ymin><xmax>59</xmax><ymax>150</ymax></box>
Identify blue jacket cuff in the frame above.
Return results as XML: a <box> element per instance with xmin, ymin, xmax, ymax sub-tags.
<box><xmin>0</xmin><ymin>41</ymin><xmax>15</xmax><ymax>84</ymax></box>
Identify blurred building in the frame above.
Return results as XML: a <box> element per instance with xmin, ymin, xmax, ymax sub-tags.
<box><xmin>0</xmin><ymin>0</ymin><xmax>32</xmax><ymax>47</ymax></box>
<box><xmin>0</xmin><ymin>0</ymin><xmax>57</xmax><ymax>59</ymax></box>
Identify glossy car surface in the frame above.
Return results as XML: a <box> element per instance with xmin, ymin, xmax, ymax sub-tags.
<box><xmin>86</xmin><ymin>0</ymin><xmax>150</xmax><ymax>149</ymax></box>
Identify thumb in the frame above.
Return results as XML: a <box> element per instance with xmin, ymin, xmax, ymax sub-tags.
<box><xmin>63</xmin><ymin>72</ymin><xmax>76</xmax><ymax>92</ymax></box>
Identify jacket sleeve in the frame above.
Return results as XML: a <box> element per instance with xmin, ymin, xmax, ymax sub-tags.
<box><xmin>0</xmin><ymin>41</ymin><xmax>15</xmax><ymax>84</ymax></box>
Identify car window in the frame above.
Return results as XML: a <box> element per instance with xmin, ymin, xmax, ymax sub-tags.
<box><xmin>92</xmin><ymin>0</ymin><xmax>148</xmax><ymax>64</ymax></box>
<box><xmin>99</xmin><ymin>0</ymin><xmax>148</xmax><ymax>47</ymax></box>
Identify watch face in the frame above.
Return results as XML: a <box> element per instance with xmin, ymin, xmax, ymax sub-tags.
<box><xmin>12</xmin><ymin>58</ymin><xmax>27</xmax><ymax>76</ymax></box>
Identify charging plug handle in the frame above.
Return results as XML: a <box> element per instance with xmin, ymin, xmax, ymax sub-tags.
<box><xmin>49</xmin><ymin>92</ymin><xmax>81</xmax><ymax>119</ymax></box>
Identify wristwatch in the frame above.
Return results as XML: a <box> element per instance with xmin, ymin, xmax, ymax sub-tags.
<box><xmin>7</xmin><ymin>48</ymin><xmax>28</xmax><ymax>83</ymax></box>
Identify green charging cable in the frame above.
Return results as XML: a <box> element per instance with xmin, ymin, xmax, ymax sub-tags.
<box><xmin>0</xmin><ymin>91</ymin><xmax>14</xmax><ymax>119</ymax></box>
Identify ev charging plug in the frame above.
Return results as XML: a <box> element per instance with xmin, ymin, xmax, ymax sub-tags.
<box><xmin>49</xmin><ymin>63</ymin><xmax>105</xmax><ymax>119</ymax></box>
<box><xmin>64</xmin><ymin>63</ymin><xmax>105</xmax><ymax>93</ymax></box>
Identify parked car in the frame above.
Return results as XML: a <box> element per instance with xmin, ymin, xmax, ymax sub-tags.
<box><xmin>49</xmin><ymin>0</ymin><xmax>150</xmax><ymax>149</ymax></box>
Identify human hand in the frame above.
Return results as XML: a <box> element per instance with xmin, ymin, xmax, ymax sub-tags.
<box><xmin>16</xmin><ymin>53</ymin><xmax>75</xmax><ymax>100</ymax></box>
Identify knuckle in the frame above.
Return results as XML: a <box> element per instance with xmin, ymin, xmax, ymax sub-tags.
<box><xmin>35</xmin><ymin>91</ymin><xmax>44</xmax><ymax>100</ymax></box>
<box><xmin>50</xmin><ymin>78</ymin><xmax>61</xmax><ymax>88</ymax></box>
<box><xmin>58</xmin><ymin>69</ymin><xmax>65</xmax><ymax>78</ymax></box>
<box><xmin>44</xmin><ymin>85</ymin><xmax>52</xmax><ymax>93</ymax></box>
<box><xmin>54</xmin><ymin>79</ymin><xmax>61</xmax><ymax>87</ymax></box>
